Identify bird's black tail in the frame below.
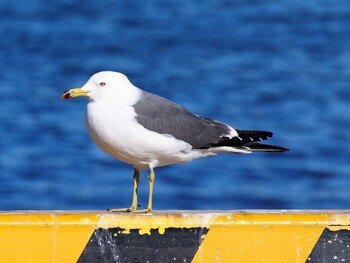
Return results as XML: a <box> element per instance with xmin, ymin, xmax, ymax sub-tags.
<box><xmin>210</xmin><ymin>129</ymin><xmax>289</xmax><ymax>152</ymax></box>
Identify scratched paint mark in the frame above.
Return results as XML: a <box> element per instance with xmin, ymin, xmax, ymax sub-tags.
<box><xmin>121</xmin><ymin>229</ymin><xmax>130</xmax><ymax>234</ymax></box>
<box><xmin>158</xmin><ymin>226</ymin><xmax>165</xmax><ymax>235</ymax></box>
<box><xmin>139</xmin><ymin>228</ymin><xmax>151</xmax><ymax>235</ymax></box>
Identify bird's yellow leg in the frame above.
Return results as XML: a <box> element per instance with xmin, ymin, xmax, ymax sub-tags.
<box><xmin>108</xmin><ymin>168</ymin><xmax>140</xmax><ymax>212</ymax></box>
<box><xmin>132</xmin><ymin>168</ymin><xmax>155</xmax><ymax>213</ymax></box>
<box><xmin>147</xmin><ymin>168</ymin><xmax>155</xmax><ymax>210</ymax></box>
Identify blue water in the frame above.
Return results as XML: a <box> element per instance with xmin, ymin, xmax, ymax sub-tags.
<box><xmin>0</xmin><ymin>0</ymin><xmax>349</xmax><ymax>210</ymax></box>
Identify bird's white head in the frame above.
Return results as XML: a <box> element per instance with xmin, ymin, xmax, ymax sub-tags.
<box><xmin>61</xmin><ymin>71</ymin><xmax>141</xmax><ymax>104</ymax></box>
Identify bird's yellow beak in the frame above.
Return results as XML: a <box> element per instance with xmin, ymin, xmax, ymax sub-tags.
<box><xmin>61</xmin><ymin>87</ymin><xmax>90</xmax><ymax>100</ymax></box>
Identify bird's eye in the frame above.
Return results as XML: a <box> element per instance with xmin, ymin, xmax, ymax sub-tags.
<box><xmin>99</xmin><ymin>82</ymin><xmax>106</xmax><ymax>87</ymax></box>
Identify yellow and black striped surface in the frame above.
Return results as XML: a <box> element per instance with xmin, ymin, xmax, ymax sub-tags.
<box><xmin>0</xmin><ymin>210</ymin><xmax>349</xmax><ymax>262</ymax></box>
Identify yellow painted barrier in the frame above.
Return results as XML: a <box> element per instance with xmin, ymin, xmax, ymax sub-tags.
<box><xmin>0</xmin><ymin>210</ymin><xmax>349</xmax><ymax>262</ymax></box>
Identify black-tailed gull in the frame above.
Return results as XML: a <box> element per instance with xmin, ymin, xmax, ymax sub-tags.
<box><xmin>61</xmin><ymin>71</ymin><xmax>288</xmax><ymax>212</ymax></box>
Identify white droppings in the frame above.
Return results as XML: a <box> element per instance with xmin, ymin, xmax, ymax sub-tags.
<box><xmin>333</xmin><ymin>256</ymin><xmax>338</xmax><ymax>260</ymax></box>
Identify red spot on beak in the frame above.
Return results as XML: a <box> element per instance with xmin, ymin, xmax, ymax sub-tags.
<box><xmin>61</xmin><ymin>90</ymin><xmax>72</xmax><ymax>100</ymax></box>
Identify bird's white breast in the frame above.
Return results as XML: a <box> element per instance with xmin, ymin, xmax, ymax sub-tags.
<box><xmin>85</xmin><ymin>101</ymin><xmax>194</xmax><ymax>169</ymax></box>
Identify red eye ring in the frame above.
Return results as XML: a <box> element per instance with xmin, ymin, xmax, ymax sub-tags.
<box><xmin>99</xmin><ymin>82</ymin><xmax>106</xmax><ymax>87</ymax></box>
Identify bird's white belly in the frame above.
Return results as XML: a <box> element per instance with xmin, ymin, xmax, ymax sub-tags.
<box><xmin>85</xmin><ymin>102</ymin><xmax>195</xmax><ymax>169</ymax></box>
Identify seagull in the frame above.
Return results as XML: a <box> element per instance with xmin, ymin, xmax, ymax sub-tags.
<box><xmin>61</xmin><ymin>71</ymin><xmax>288</xmax><ymax>212</ymax></box>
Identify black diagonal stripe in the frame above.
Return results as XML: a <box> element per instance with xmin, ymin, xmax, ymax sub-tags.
<box><xmin>78</xmin><ymin>227</ymin><xmax>209</xmax><ymax>263</ymax></box>
<box><xmin>306</xmin><ymin>228</ymin><xmax>350</xmax><ymax>262</ymax></box>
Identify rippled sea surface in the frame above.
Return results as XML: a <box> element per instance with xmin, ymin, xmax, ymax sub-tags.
<box><xmin>0</xmin><ymin>0</ymin><xmax>349</xmax><ymax>210</ymax></box>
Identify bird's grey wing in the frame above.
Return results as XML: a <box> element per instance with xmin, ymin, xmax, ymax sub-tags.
<box><xmin>133</xmin><ymin>91</ymin><xmax>232</xmax><ymax>149</ymax></box>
